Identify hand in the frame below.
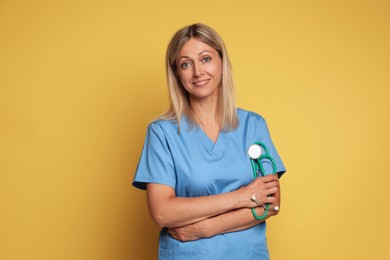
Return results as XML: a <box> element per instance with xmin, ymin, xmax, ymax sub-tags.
<box><xmin>238</xmin><ymin>174</ymin><xmax>279</xmax><ymax>208</ymax></box>
<box><xmin>168</xmin><ymin>220</ymin><xmax>209</xmax><ymax>242</ymax></box>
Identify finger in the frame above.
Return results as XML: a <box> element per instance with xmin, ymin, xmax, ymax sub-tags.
<box><xmin>256</xmin><ymin>174</ymin><xmax>279</xmax><ymax>184</ymax></box>
<box><xmin>253</xmin><ymin>194</ymin><xmax>275</xmax><ymax>206</ymax></box>
<box><xmin>256</xmin><ymin>195</ymin><xmax>275</xmax><ymax>206</ymax></box>
<box><xmin>250</xmin><ymin>176</ymin><xmax>273</xmax><ymax>187</ymax></box>
<box><xmin>265</xmin><ymin>196</ymin><xmax>276</xmax><ymax>204</ymax></box>
<box><xmin>168</xmin><ymin>231</ymin><xmax>181</xmax><ymax>241</ymax></box>
<box><xmin>267</xmin><ymin>187</ymin><xmax>278</xmax><ymax>195</ymax></box>
<box><xmin>168</xmin><ymin>229</ymin><xmax>179</xmax><ymax>238</ymax></box>
<box><xmin>264</xmin><ymin>181</ymin><xmax>279</xmax><ymax>189</ymax></box>
<box><xmin>258</xmin><ymin>174</ymin><xmax>275</xmax><ymax>182</ymax></box>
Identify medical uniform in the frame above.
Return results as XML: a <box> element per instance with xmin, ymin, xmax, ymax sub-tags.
<box><xmin>133</xmin><ymin>108</ymin><xmax>286</xmax><ymax>260</ymax></box>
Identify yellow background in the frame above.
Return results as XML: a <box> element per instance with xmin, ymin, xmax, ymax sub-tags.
<box><xmin>1</xmin><ymin>0</ymin><xmax>389</xmax><ymax>259</ymax></box>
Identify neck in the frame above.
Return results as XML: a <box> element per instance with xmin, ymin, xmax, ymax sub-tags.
<box><xmin>190</xmin><ymin>99</ymin><xmax>221</xmax><ymax>143</ymax></box>
<box><xmin>189</xmin><ymin>97</ymin><xmax>220</xmax><ymax>125</ymax></box>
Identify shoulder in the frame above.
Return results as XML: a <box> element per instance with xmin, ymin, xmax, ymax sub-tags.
<box><xmin>237</xmin><ymin>108</ymin><xmax>266</xmax><ymax>125</ymax></box>
<box><xmin>147</xmin><ymin>118</ymin><xmax>180</xmax><ymax>138</ymax></box>
<box><xmin>149</xmin><ymin>118</ymin><xmax>177</xmax><ymax>128</ymax></box>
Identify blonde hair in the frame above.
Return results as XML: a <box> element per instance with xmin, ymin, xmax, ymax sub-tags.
<box><xmin>160</xmin><ymin>23</ymin><xmax>238</xmax><ymax>132</ymax></box>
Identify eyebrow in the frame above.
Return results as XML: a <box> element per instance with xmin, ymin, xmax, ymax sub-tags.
<box><xmin>178</xmin><ymin>50</ymin><xmax>212</xmax><ymax>60</ymax></box>
<box><xmin>198</xmin><ymin>50</ymin><xmax>212</xmax><ymax>55</ymax></box>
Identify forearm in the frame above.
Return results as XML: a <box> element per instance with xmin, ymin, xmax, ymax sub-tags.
<box><xmin>207</xmin><ymin>207</ymin><xmax>272</xmax><ymax>235</ymax></box>
<box><xmin>203</xmin><ymin>181</ymin><xmax>280</xmax><ymax>236</ymax></box>
<box><xmin>147</xmin><ymin>175</ymin><xmax>279</xmax><ymax>229</ymax></box>
<box><xmin>167</xmin><ymin>207</ymin><xmax>278</xmax><ymax>242</ymax></box>
<box><xmin>206</xmin><ymin>203</ymin><xmax>280</xmax><ymax>235</ymax></box>
<box><xmin>168</xmin><ymin>181</ymin><xmax>281</xmax><ymax>241</ymax></box>
<box><xmin>211</xmin><ymin>182</ymin><xmax>280</xmax><ymax>232</ymax></box>
<box><xmin>147</xmin><ymin>184</ymin><xmax>245</xmax><ymax>228</ymax></box>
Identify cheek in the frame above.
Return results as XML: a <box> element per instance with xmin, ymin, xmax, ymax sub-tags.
<box><xmin>177</xmin><ymin>73</ymin><xmax>190</xmax><ymax>91</ymax></box>
<box><xmin>176</xmin><ymin>72</ymin><xmax>184</xmax><ymax>84</ymax></box>
<box><xmin>211</xmin><ymin>61</ymin><xmax>223</xmax><ymax>77</ymax></box>
<box><xmin>211</xmin><ymin>65</ymin><xmax>223</xmax><ymax>81</ymax></box>
<box><xmin>178</xmin><ymin>72</ymin><xmax>193</xmax><ymax>86</ymax></box>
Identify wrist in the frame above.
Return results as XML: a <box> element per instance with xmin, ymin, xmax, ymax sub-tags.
<box><xmin>233</xmin><ymin>189</ymin><xmax>246</xmax><ymax>209</ymax></box>
<box><xmin>198</xmin><ymin>218</ymin><xmax>213</xmax><ymax>238</ymax></box>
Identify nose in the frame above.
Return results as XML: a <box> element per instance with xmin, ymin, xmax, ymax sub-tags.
<box><xmin>192</xmin><ymin>63</ymin><xmax>203</xmax><ymax>78</ymax></box>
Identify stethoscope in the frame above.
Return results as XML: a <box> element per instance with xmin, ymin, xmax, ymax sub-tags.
<box><xmin>247</xmin><ymin>142</ymin><xmax>279</xmax><ymax>220</ymax></box>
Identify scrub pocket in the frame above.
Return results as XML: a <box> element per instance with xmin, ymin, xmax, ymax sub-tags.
<box><xmin>248</xmin><ymin>243</ymin><xmax>270</xmax><ymax>260</ymax></box>
<box><xmin>159</xmin><ymin>249</ymin><xmax>208</xmax><ymax>260</ymax></box>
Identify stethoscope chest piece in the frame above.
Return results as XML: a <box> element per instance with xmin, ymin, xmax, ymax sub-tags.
<box><xmin>248</xmin><ymin>144</ymin><xmax>262</xmax><ymax>159</ymax></box>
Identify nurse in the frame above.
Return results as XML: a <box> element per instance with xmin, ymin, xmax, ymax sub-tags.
<box><xmin>133</xmin><ymin>23</ymin><xmax>286</xmax><ymax>259</ymax></box>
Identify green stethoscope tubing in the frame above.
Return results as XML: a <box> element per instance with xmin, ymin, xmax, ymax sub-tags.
<box><xmin>250</xmin><ymin>142</ymin><xmax>277</xmax><ymax>220</ymax></box>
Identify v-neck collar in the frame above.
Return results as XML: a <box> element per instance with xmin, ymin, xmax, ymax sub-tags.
<box><xmin>195</xmin><ymin>126</ymin><xmax>225</xmax><ymax>153</ymax></box>
<box><xmin>182</xmin><ymin>115</ymin><xmax>226</xmax><ymax>153</ymax></box>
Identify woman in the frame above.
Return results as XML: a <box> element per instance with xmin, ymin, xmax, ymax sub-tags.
<box><xmin>133</xmin><ymin>23</ymin><xmax>286</xmax><ymax>259</ymax></box>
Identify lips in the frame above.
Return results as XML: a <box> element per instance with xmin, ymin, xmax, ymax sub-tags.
<box><xmin>193</xmin><ymin>79</ymin><xmax>210</xmax><ymax>87</ymax></box>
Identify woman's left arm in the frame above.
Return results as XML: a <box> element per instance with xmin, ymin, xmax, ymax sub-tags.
<box><xmin>168</xmin><ymin>175</ymin><xmax>281</xmax><ymax>242</ymax></box>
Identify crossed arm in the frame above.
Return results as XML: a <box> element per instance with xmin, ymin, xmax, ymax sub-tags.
<box><xmin>146</xmin><ymin>174</ymin><xmax>281</xmax><ymax>242</ymax></box>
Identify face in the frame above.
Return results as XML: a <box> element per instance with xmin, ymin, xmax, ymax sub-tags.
<box><xmin>176</xmin><ymin>38</ymin><xmax>222</xmax><ymax>103</ymax></box>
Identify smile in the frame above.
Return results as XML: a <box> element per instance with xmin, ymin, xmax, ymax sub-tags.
<box><xmin>193</xmin><ymin>79</ymin><xmax>210</xmax><ymax>87</ymax></box>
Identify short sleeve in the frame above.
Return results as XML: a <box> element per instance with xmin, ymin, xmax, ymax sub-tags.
<box><xmin>132</xmin><ymin>122</ymin><xmax>176</xmax><ymax>190</ymax></box>
<box><xmin>257</xmin><ymin>116</ymin><xmax>286</xmax><ymax>178</ymax></box>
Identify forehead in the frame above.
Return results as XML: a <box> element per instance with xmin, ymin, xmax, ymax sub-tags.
<box><xmin>178</xmin><ymin>38</ymin><xmax>218</xmax><ymax>57</ymax></box>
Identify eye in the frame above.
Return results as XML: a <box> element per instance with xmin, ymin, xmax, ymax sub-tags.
<box><xmin>180</xmin><ymin>62</ymin><xmax>191</xmax><ymax>69</ymax></box>
<box><xmin>202</xmin><ymin>56</ymin><xmax>212</xmax><ymax>63</ymax></box>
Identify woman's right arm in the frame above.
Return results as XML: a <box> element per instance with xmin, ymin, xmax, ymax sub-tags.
<box><xmin>146</xmin><ymin>174</ymin><xmax>278</xmax><ymax>228</ymax></box>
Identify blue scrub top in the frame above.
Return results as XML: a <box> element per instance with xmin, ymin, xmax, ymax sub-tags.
<box><xmin>133</xmin><ymin>109</ymin><xmax>286</xmax><ymax>260</ymax></box>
